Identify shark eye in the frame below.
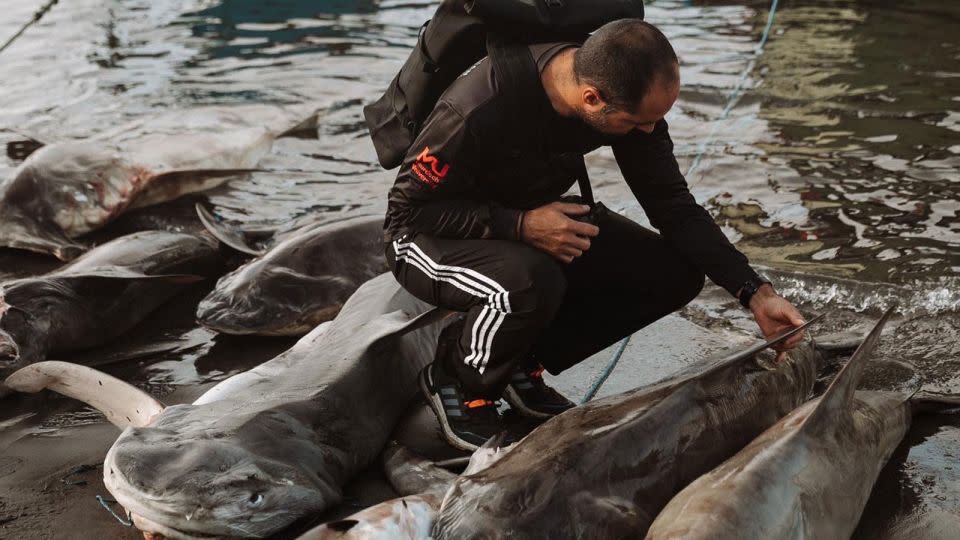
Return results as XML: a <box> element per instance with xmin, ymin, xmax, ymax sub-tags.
<box><xmin>248</xmin><ymin>493</ymin><xmax>264</xmax><ymax>506</ymax></box>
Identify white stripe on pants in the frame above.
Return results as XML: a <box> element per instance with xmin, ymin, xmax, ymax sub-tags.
<box><xmin>393</xmin><ymin>239</ymin><xmax>511</xmax><ymax>373</ymax></box>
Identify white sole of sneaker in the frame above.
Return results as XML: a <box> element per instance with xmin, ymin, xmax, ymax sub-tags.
<box><xmin>419</xmin><ymin>367</ymin><xmax>480</xmax><ymax>452</ymax></box>
<box><xmin>502</xmin><ymin>386</ymin><xmax>555</xmax><ymax>420</ymax></box>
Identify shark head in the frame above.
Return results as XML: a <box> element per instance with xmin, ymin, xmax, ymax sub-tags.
<box><xmin>0</xmin><ymin>275</ymin><xmax>108</xmax><ymax>376</ymax></box>
<box><xmin>104</xmin><ymin>402</ymin><xmax>344</xmax><ymax>538</ymax></box>
<box><xmin>0</xmin><ymin>148</ymin><xmax>108</xmax><ymax>260</ymax></box>
<box><xmin>0</xmin><ymin>284</ymin><xmax>50</xmax><ymax>376</ymax></box>
<box><xmin>196</xmin><ymin>214</ymin><xmax>383</xmax><ymax>337</ymax></box>
<box><xmin>197</xmin><ymin>263</ymin><xmax>353</xmax><ymax>336</ymax></box>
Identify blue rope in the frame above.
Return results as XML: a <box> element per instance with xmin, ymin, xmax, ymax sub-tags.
<box><xmin>580</xmin><ymin>0</ymin><xmax>782</xmax><ymax>404</ymax></box>
<box><xmin>579</xmin><ymin>335</ymin><xmax>630</xmax><ymax>404</ymax></box>
<box><xmin>687</xmin><ymin>0</ymin><xmax>781</xmax><ymax>179</ymax></box>
<box><xmin>97</xmin><ymin>495</ymin><xmax>133</xmax><ymax>527</ymax></box>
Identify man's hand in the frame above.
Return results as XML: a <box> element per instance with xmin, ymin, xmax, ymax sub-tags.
<box><xmin>748</xmin><ymin>284</ymin><xmax>806</xmax><ymax>362</ymax></box>
<box><xmin>520</xmin><ymin>202</ymin><xmax>600</xmax><ymax>264</ymax></box>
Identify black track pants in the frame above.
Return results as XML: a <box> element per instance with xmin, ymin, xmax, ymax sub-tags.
<box><xmin>385</xmin><ymin>209</ymin><xmax>705</xmax><ymax>399</ymax></box>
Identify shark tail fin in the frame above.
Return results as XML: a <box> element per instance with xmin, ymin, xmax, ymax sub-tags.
<box><xmin>278</xmin><ymin>111</ymin><xmax>320</xmax><ymax>139</ymax></box>
<box><xmin>4</xmin><ymin>361</ymin><xmax>165</xmax><ymax>427</ymax></box>
<box><xmin>804</xmin><ymin>306</ymin><xmax>897</xmax><ymax>427</ymax></box>
<box><xmin>195</xmin><ymin>203</ymin><xmax>264</xmax><ymax>256</ymax></box>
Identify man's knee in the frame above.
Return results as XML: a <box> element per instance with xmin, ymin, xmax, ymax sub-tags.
<box><xmin>507</xmin><ymin>250</ymin><xmax>566</xmax><ymax>322</ymax></box>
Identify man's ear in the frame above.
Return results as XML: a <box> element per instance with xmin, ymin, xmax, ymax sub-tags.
<box><xmin>581</xmin><ymin>86</ymin><xmax>606</xmax><ymax>113</ymax></box>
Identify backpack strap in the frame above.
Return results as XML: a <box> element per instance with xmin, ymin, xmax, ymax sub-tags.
<box><xmin>572</xmin><ymin>154</ymin><xmax>593</xmax><ymax>205</ymax></box>
<box><xmin>487</xmin><ymin>34</ymin><xmax>594</xmax><ymax>205</ymax></box>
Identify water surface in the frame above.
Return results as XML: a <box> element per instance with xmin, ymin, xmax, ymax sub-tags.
<box><xmin>2</xmin><ymin>1</ymin><xmax>956</xmax><ymax>310</ymax></box>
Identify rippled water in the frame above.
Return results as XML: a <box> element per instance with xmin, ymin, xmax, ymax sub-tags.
<box><xmin>1</xmin><ymin>0</ymin><xmax>957</xmax><ymax>313</ymax></box>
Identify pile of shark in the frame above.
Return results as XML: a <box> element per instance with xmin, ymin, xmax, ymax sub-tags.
<box><xmin>1</xmin><ymin>107</ymin><xmax>957</xmax><ymax>539</ymax></box>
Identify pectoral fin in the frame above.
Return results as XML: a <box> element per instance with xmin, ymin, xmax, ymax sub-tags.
<box><xmin>0</xmin><ymin>218</ymin><xmax>85</xmax><ymax>261</ymax></box>
<box><xmin>382</xmin><ymin>442</ymin><xmax>457</xmax><ymax>496</ymax></box>
<box><xmin>58</xmin><ymin>267</ymin><xmax>206</xmax><ymax>283</ymax></box>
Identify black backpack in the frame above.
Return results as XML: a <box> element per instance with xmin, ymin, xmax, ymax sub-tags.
<box><xmin>363</xmin><ymin>0</ymin><xmax>646</xmax><ymax>175</ymax></box>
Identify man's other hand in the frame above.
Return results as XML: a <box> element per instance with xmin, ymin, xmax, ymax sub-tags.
<box><xmin>749</xmin><ymin>284</ymin><xmax>806</xmax><ymax>362</ymax></box>
<box><xmin>520</xmin><ymin>202</ymin><xmax>600</xmax><ymax>264</ymax></box>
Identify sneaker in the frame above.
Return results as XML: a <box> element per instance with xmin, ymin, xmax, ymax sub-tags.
<box><xmin>503</xmin><ymin>364</ymin><xmax>575</xmax><ymax>419</ymax></box>
<box><xmin>419</xmin><ymin>362</ymin><xmax>506</xmax><ymax>451</ymax></box>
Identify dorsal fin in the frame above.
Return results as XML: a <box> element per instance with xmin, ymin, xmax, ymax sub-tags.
<box><xmin>277</xmin><ymin>111</ymin><xmax>320</xmax><ymax>139</ymax></box>
<box><xmin>195</xmin><ymin>203</ymin><xmax>264</xmax><ymax>256</ymax></box>
<box><xmin>804</xmin><ymin>306</ymin><xmax>896</xmax><ymax>427</ymax></box>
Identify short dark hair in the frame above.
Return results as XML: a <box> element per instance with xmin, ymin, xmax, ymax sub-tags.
<box><xmin>573</xmin><ymin>19</ymin><xmax>679</xmax><ymax>112</ymax></box>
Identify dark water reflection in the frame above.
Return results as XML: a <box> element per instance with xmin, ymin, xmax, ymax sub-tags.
<box><xmin>0</xmin><ymin>0</ymin><xmax>958</xmax><ymax>536</ymax></box>
<box><xmin>752</xmin><ymin>0</ymin><xmax>959</xmax><ymax>283</ymax></box>
<box><xmin>854</xmin><ymin>413</ymin><xmax>960</xmax><ymax>540</ymax></box>
<box><xmin>182</xmin><ymin>0</ymin><xmax>382</xmax><ymax>70</ymax></box>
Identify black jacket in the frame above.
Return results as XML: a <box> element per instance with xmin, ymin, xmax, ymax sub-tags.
<box><xmin>383</xmin><ymin>43</ymin><xmax>760</xmax><ymax>296</ymax></box>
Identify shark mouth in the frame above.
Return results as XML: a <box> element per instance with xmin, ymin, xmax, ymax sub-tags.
<box><xmin>130</xmin><ymin>513</ymin><xmax>221</xmax><ymax>540</ymax></box>
<box><xmin>105</xmin><ymin>476</ymin><xmax>226</xmax><ymax>540</ymax></box>
<box><xmin>0</xmin><ymin>333</ymin><xmax>19</xmax><ymax>363</ymax></box>
<box><xmin>0</xmin><ymin>292</ymin><xmax>20</xmax><ymax>362</ymax></box>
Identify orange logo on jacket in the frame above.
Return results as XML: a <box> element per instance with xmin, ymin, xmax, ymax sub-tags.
<box><xmin>412</xmin><ymin>146</ymin><xmax>450</xmax><ymax>188</ymax></box>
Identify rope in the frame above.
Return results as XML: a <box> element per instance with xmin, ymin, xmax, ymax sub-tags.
<box><xmin>580</xmin><ymin>0</ymin><xmax>781</xmax><ymax>404</ymax></box>
<box><xmin>96</xmin><ymin>495</ymin><xmax>133</xmax><ymax>527</ymax></box>
<box><xmin>0</xmin><ymin>0</ymin><xmax>60</xmax><ymax>56</ymax></box>
<box><xmin>579</xmin><ymin>335</ymin><xmax>630</xmax><ymax>404</ymax></box>
<box><xmin>687</xmin><ymin>0</ymin><xmax>781</xmax><ymax>179</ymax></box>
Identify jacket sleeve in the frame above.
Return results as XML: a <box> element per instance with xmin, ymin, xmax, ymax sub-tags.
<box><xmin>612</xmin><ymin>119</ymin><xmax>761</xmax><ymax>297</ymax></box>
<box><xmin>386</xmin><ymin>101</ymin><xmax>524</xmax><ymax>240</ymax></box>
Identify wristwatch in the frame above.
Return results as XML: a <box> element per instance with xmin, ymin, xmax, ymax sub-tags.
<box><xmin>738</xmin><ymin>276</ymin><xmax>772</xmax><ymax>309</ymax></box>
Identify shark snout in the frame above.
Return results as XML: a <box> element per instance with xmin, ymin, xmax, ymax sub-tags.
<box><xmin>196</xmin><ymin>291</ymin><xmax>309</xmax><ymax>336</ymax></box>
<box><xmin>0</xmin><ymin>331</ymin><xmax>19</xmax><ymax>363</ymax></box>
<box><xmin>196</xmin><ymin>295</ymin><xmax>262</xmax><ymax>334</ymax></box>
